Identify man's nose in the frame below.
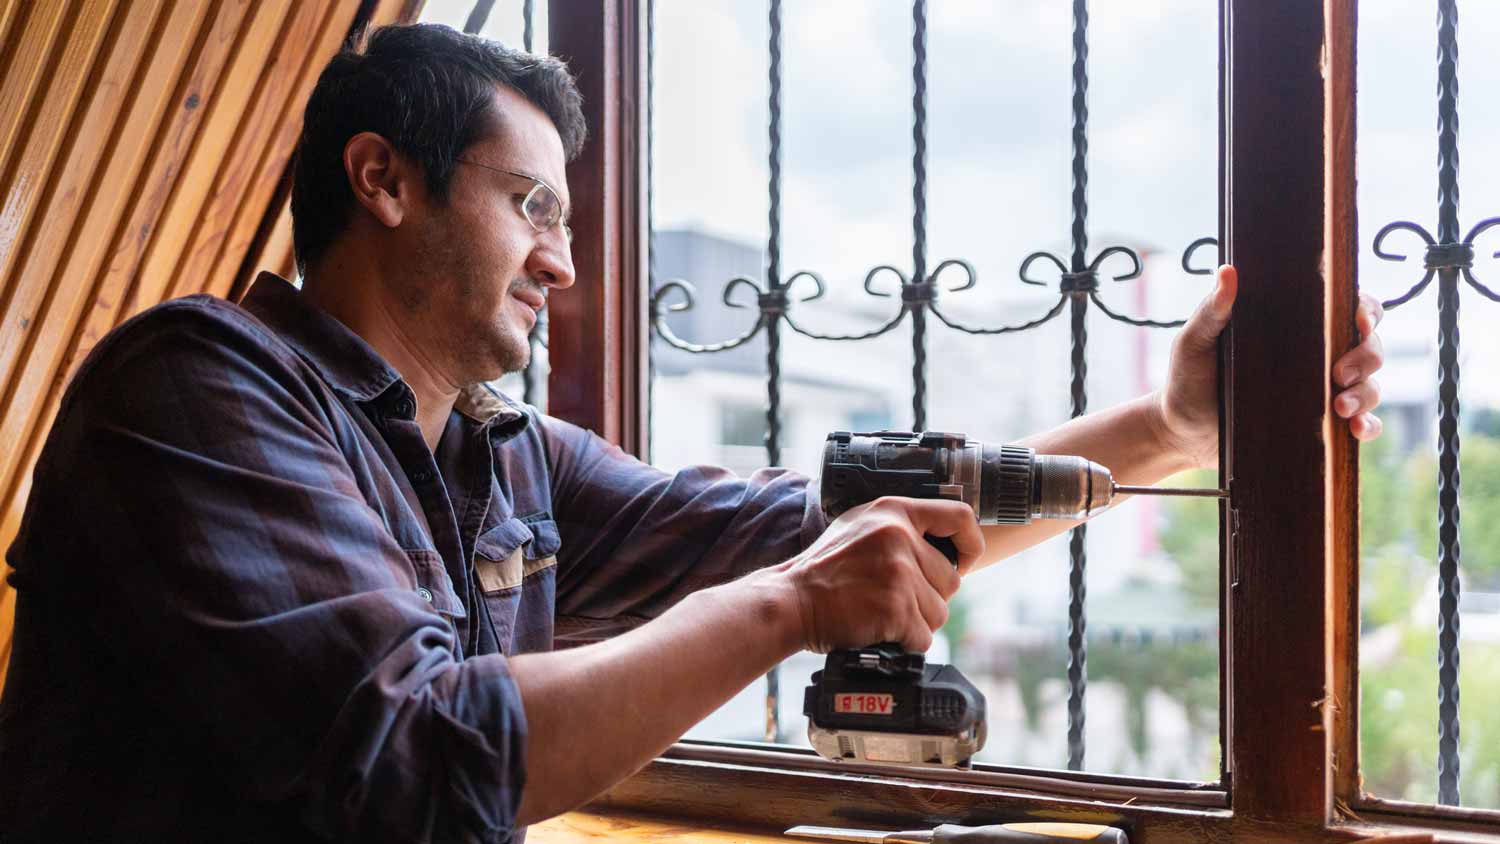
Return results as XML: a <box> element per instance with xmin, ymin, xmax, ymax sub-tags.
<box><xmin>526</xmin><ymin>231</ymin><xmax>575</xmax><ymax>291</ymax></box>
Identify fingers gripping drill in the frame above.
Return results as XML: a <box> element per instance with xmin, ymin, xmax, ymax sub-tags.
<box><xmin>803</xmin><ymin>430</ymin><xmax>1225</xmax><ymax>769</ymax></box>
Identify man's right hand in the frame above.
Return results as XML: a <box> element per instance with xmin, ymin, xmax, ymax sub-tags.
<box><xmin>772</xmin><ymin>497</ymin><xmax>984</xmax><ymax>654</ymax></box>
<box><xmin>509</xmin><ymin>496</ymin><xmax>982</xmax><ymax>825</ymax></box>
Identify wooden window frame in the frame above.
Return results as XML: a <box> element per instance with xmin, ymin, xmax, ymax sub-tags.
<box><xmin>548</xmin><ymin>0</ymin><xmax>1500</xmax><ymax>840</ymax></box>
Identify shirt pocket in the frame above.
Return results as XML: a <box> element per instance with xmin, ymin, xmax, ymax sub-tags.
<box><xmin>475</xmin><ymin>516</ymin><xmax>561</xmax><ymax>650</ymax></box>
<box><xmin>474</xmin><ymin>517</ymin><xmax>561</xmax><ymax>591</ymax></box>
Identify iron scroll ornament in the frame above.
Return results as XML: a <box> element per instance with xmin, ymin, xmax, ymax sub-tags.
<box><xmin>651</xmin><ymin>239</ymin><xmax>1215</xmax><ymax>353</ymax></box>
<box><xmin>1372</xmin><ymin>216</ymin><xmax>1500</xmax><ymax>308</ymax></box>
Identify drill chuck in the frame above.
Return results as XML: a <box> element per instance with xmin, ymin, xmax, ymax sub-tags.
<box><xmin>1030</xmin><ymin>453</ymin><xmax>1116</xmax><ymax>520</ymax></box>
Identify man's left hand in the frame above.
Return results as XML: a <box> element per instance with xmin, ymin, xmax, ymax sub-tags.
<box><xmin>1156</xmin><ymin>264</ymin><xmax>1386</xmax><ymax>469</ymax></box>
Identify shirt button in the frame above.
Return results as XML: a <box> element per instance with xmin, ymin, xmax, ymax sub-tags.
<box><xmin>417</xmin><ymin>587</ymin><xmax>434</xmax><ymax>603</ymax></box>
<box><xmin>395</xmin><ymin>398</ymin><xmax>415</xmax><ymax>418</ymax></box>
<box><xmin>411</xmin><ymin>469</ymin><xmax>433</xmax><ymax>483</ymax></box>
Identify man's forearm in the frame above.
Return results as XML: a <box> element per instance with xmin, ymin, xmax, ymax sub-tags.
<box><xmin>974</xmin><ymin>392</ymin><xmax>1198</xmax><ymax>569</ymax></box>
<box><xmin>508</xmin><ymin>564</ymin><xmax>803</xmax><ymax>826</ymax></box>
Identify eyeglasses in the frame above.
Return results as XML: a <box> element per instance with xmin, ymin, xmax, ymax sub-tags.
<box><xmin>456</xmin><ymin>159</ymin><xmax>572</xmax><ymax>244</ymax></box>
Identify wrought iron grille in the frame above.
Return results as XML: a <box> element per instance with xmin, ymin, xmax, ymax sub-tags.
<box><xmin>646</xmin><ymin>0</ymin><xmax>1215</xmax><ymax>769</ymax></box>
<box><xmin>1369</xmin><ymin>0</ymin><xmax>1500</xmax><ymax>807</ymax></box>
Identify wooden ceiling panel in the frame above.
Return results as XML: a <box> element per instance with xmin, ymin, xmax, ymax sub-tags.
<box><xmin>0</xmin><ymin>0</ymin><xmax>170</xmax><ymax>467</ymax></box>
<box><xmin>0</xmin><ymin>0</ymin><xmax>258</xmax><ymax>512</ymax></box>
<box><xmin>0</xmin><ymin>0</ymin><xmax>120</xmax><ymax>324</ymax></box>
<box><xmin>125</xmin><ymin>0</ymin><xmax>295</xmax><ymax>315</ymax></box>
<box><xmin>0</xmin><ymin>0</ymin><xmax>417</xmax><ymax>694</ymax></box>
<box><xmin>0</xmin><ymin>3</ymin><xmax>74</xmax><ymax>190</ymax></box>
<box><xmin>189</xmin><ymin>0</ymin><xmax>357</xmax><ymax>302</ymax></box>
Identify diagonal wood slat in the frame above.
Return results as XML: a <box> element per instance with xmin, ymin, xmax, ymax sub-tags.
<box><xmin>0</xmin><ymin>0</ymin><xmax>121</xmax><ymax>328</ymax></box>
<box><xmin>0</xmin><ymin>0</ymin><xmax>172</xmax><ymax>463</ymax></box>
<box><xmin>0</xmin><ymin>0</ymin><xmax>259</xmax><ymax>514</ymax></box>
<box><xmin>0</xmin><ymin>0</ymin><xmax>416</xmax><ymax>695</ymax></box>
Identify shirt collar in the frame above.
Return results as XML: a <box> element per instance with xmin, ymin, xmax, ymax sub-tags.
<box><xmin>239</xmin><ymin>272</ymin><xmax>527</xmax><ymax>430</ymax></box>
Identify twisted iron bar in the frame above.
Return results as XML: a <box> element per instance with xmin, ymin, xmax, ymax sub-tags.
<box><xmin>462</xmin><ymin>0</ymin><xmax>494</xmax><ymax>34</ymax></box>
<box><xmin>763</xmin><ymin>0</ymin><xmax>785</xmax><ymax>744</ymax></box>
<box><xmin>911</xmin><ymin>0</ymin><xmax>930</xmax><ymax>430</ymax></box>
<box><xmin>1062</xmin><ymin>0</ymin><xmax>1092</xmax><ymax>771</ymax></box>
<box><xmin>1366</xmin><ymin>0</ymin><xmax>1500</xmax><ymax>806</ymax></box>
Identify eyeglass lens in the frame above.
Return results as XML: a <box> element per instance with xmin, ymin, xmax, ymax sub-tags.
<box><xmin>523</xmin><ymin>183</ymin><xmax>571</xmax><ymax>243</ymax></box>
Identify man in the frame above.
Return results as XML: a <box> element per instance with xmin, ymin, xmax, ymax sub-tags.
<box><xmin>0</xmin><ymin>23</ymin><xmax>1384</xmax><ymax>844</ymax></box>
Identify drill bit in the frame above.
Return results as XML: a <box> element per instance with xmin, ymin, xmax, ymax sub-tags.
<box><xmin>1113</xmin><ymin>484</ymin><xmax>1228</xmax><ymax>499</ymax></box>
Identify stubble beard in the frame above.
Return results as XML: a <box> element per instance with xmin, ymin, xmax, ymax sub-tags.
<box><xmin>477</xmin><ymin>269</ymin><xmax>545</xmax><ymax>377</ymax></box>
<box><xmin>416</xmin><ymin>215</ymin><xmax>534</xmax><ymax>381</ymax></box>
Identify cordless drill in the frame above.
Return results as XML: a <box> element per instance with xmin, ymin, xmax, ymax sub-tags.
<box><xmin>803</xmin><ymin>430</ymin><xmax>1223</xmax><ymax>769</ymax></box>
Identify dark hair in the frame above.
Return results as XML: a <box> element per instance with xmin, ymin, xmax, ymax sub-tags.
<box><xmin>290</xmin><ymin>23</ymin><xmax>586</xmax><ymax>275</ymax></box>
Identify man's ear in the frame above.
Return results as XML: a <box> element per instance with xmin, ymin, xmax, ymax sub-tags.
<box><xmin>343</xmin><ymin>132</ymin><xmax>411</xmax><ymax>229</ymax></box>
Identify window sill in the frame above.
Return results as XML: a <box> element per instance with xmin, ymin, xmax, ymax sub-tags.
<box><xmin>530</xmin><ymin>809</ymin><xmax>787</xmax><ymax>842</ymax></box>
<box><xmin>585</xmin><ymin>745</ymin><xmax>1500</xmax><ymax>844</ymax></box>
<box><xmin>591</xmin><ymin>743</ymin><xmax>1231</xmax><ymax>844</ymax></box>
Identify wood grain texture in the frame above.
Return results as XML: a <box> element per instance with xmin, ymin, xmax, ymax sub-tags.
<box><xmin>56</xmin><ymin>0</ymin><xmax>254</xmax><ymax>380</ymax></box>
<box><xmin>0</xmin><ymin>0</ymin><xmax>120</xmax><ymax>363</ymax></box>
<box><xmin>174</xmin><ymin>0</ymin><xmax>333</xmax><ymax>301</ymax></box>
<box><xmin>532</xmin><ymin>810</ymin><xmax>790</xmax><ymax>843</ymax></box>
<box><xmin>0</xmin><ymin>2</ymin><xmax>73</xmax><ymax>199</ymax></box>
<box><xmin>232</xmin><ymin>189</ymin><xmax>295</xmax><ymax>299</ymax></box>
<box><xmin>1325</xmin><ymin>0</ymin><xmax>1362</xmax><ymax>815</ymax></box>
<box><xmin>1346</xmin><ymin>798</ymin><xmax>1500</xmax><ymax>839</ymax></box>
<box><xmin>0</xmin><ymin>0</ymin><xmax>254</xmax><ymax>515</ymax></box>
<box><xmin>664</xmin><ymin>743</ymin><xmax>1227</xmax><ymax>809</ymax></box>
<box><xmin>547</xmin><ymin>0</ymin><xmax>647</xmax><ymax>454</ymax></box>
<box><xmin>0</xmin><ymin>0</ymin><xmax>415</xmax><ymax>697</ymax></box>
<box><xmin>533</xmin><ymin>810</ymin><xmax>1500</xmax><ymax>844</ymax></box>
<box><xmin>0</xmin><ymin>0</ymin><xmax>172</xmax><ymax>482</ymax></box>
<box><xmin>1224</xmin><ymin>0</ymin><xmax>1333</xmax><ymax>826</ymax></box>
<box><xmin>597</xmin><ymin>757</ymin><xmax>1232</xmax><ymax>844</ymax></box>
<box><xmin>188</xmin><ymin>0</ymin><xmax>357</xmax><ymax>302</ymax></box>
<box><xmin>0</xmin><ymin>1</ymin><xmax>28</xmax><ymax>71</ymax></box>
<box><xmin>121</xmin><ymin>0</ymin><xmax>294</xmax><ymax>313</ymax></box>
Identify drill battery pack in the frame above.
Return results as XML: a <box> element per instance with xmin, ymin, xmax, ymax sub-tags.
<box><xmin>804</xmin><ymin>643</ymin><xmax>987</xmax><ymax>769</ymax></box>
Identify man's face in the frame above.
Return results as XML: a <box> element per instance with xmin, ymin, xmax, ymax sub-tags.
<box><xmin>397</xmin><ymin>84</ymin><xmax>575</xmax><ymax>384</ymax></box>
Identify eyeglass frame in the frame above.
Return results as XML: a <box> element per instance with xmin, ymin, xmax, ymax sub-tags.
<box><xmin>455</xmin><ymin>158</ymin><xmax>572</xmax><ymax>244</ymax></box>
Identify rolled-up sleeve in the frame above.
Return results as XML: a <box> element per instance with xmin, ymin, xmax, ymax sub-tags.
<box><xmin>54</xmin><ymin>303</ymin><xmax>525</xmax><ymax>843</ymax></box>
<box><xmin>540</xmin><ymin>414</ymin><xmax>827</xmax><ymax>625</ymax></box>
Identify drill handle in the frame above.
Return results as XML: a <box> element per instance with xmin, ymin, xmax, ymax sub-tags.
<box><xmin>925</xmin><ymin>533</ymin><xmax>960</xmax><ymax>565</ymax></box>
<box><xmin>829</xmin><ymin>535</ymin><xmax>956</xmax><ymax>666</ymax></box>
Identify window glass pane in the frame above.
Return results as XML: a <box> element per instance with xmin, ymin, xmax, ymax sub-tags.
<box><xmin>420</xmin><ymin>1</ymin><xmax>553</xmax><ymax>410</ymax></box>
<box><xmin>650</xmin><ymin>0</ymin><xmax>1220</xmax><ymax>779</ymax></box>
<box><xmin>419</xmin><ymin>0</ymin><xmax>549</xmax><ymax>54</ymax></box>
<box><xmin>1358</xmin><ymin>0</ymin><xmax>1500</xmax><ymax>810</ymax></box>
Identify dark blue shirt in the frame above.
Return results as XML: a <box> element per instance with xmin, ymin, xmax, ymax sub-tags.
<box><xmin>0</xmin><ymin>273</ymin><xmax>824</xmax><ymax>843</ymax></box>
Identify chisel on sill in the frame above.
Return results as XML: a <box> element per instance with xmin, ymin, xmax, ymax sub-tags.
<box><xmin>784</xmin><ymin>821</ymin><xmax>1130</xmax><ymax>844</ymax></box>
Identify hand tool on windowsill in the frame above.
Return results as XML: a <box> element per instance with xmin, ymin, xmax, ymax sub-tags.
<box><xmin>806</xmin><ymin>430</ymin><xmax>1228</xmax><ymax>770</ymax></box>
<box><xmin>785</xmin><ymin>820</ymin><xmax>1131</xmax><ymax>844</ymax></box>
